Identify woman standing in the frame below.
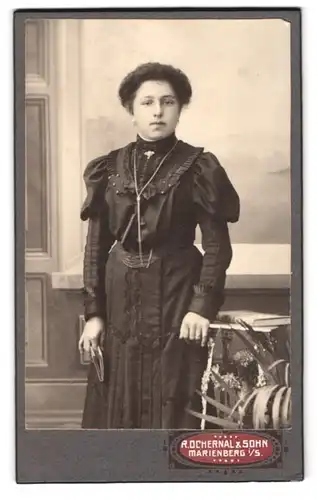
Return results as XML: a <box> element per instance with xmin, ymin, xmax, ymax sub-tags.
<box><xmin>78</xmin><ymin>62</ymin><xmax>240</xmax><ymax>429</ymax></box>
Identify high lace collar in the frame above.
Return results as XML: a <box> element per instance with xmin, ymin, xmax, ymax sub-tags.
<box><xmin>135</xmin><ymin>132</ymin><xmax>177</xmax><ymax>155</ymax></box>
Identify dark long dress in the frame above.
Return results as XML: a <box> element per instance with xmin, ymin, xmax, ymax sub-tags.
<box><xmin>80</xmin><ymin>133</ymin><xmax>240</xmax><ymax>429</ymax></box>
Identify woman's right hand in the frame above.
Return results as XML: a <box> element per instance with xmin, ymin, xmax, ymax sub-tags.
<box><xmin>78</xmin><ymin>316</ymin><xmax>105</xmax><ymax>354</ymax></box>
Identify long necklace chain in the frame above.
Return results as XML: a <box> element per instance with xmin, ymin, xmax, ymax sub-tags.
<box><xmin>133</xmin><ymin>140</ymin><xmax>179</xmax><ymax>266</ymax></box>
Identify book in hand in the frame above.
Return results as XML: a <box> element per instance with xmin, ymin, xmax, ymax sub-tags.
<box><xmin>210</xmin><ymin>310</ymin><xmax>290</xmax><ymax>330</ymax></box>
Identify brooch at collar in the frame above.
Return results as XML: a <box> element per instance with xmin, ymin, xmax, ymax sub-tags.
<box><xmin>144</xmin><ymin>150</ymin><xmax>155</xmax><ymax>159</ymax></box>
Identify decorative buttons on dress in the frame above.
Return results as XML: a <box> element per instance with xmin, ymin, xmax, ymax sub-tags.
<box><xmin>116</xmin><ymin>190</ymin><xmax>119</xmax><ymax>194</ymax></box>
<box><xmin>112</xmin><ymin>182</ymin><xmax>116</xmax><ymax>186</ymax></box>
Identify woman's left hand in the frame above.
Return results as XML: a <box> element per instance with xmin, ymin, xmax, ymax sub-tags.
<box><xmin>179</xmin><ymin>312</ymin><xmax>210</xmax><ymax>347</ymax></box>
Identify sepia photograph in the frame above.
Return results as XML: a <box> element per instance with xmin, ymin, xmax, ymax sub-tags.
<box><xmin>23</xmin><ymin>15</ymin><xmax>292</xmax><ymax>434</ymax></box>
<box><xmin>8</xmin><ymin>1</ymin><xmax>308</xmax><ymax>485</ymax></box>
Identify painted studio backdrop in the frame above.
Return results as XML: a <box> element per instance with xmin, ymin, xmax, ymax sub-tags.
<box><xmin>25</xmin><ymin>18</ymin><xmax>291</xmax><ymax>428</ymax></box>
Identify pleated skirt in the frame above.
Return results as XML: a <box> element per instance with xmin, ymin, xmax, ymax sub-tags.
<box><xmin>81</xmin><ymin>244</ymin><xmax>208</xmax><ymax>429</ymax></box>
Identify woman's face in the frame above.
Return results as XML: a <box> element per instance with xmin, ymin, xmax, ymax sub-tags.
<box><xmin>131</xmin><ymin>80</ymin><xmax>181</xmax><ymax>141</ymax></box>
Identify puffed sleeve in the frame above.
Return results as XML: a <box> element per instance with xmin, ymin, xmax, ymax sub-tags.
<box><xmin>80</xmin><ymin>154</ymin><xmax>109</xmax><ymax>221</ymax></box>
<box><xmin>81</xmin><ymin>155</ymin><xmax>115</xmax><ymax>322</ymax></box>
<box><xmin>188</xmin><ymin>152</ymin><xmax>240</xmax><ymax>321</ymax></box>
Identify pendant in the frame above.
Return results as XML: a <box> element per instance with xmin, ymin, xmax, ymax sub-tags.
<box><xmin>136</xmin><ymin>194</ymin><xmax>144</xmax><ymax>266</ymax></box>
<box><xmin>136</xmin><ymin>195</ymin><xmax>142</xmax><ymax>242</ymax></box>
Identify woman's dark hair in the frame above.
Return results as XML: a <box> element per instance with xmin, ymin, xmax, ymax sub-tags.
<box><xmin>118</xmin><ymin>62</ymin><xmax>192</xmax><ymax>113</ymax></box>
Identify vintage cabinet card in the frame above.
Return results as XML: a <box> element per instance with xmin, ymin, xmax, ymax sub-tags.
<box><xmin>15</xmin><ymin>8</ymin><xmax>303</xmax><ymax>483</ymax></box>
